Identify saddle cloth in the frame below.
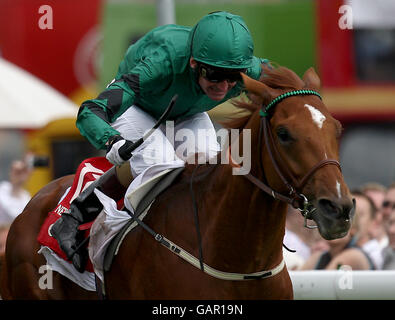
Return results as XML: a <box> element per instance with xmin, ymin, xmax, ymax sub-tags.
<box><xmin>37</xmin><ymin>157</ymin><xmax>114</xmax><ymax>274</ymax></box>
<box><xmin>37</xmin><ymin>157</ymin><xmax>184</xmax><ymax>291</ymax></box>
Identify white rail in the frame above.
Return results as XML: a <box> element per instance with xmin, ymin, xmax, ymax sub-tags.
<box><xmin>289</xmin><ymin>270</ymin><xmax>395</xmax><ymax>300</ymax></box>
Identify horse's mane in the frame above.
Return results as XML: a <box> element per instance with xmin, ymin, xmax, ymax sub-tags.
<box><xmin>222</xmin><ymin>65</ymin><xmax>306</xmax><ymax>129</ymax></box>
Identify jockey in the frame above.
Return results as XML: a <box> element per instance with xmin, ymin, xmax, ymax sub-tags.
<box><xmin>52</xmin><ymin>11</ymin><xmax>268</xmax><ymax>272</ymax></box>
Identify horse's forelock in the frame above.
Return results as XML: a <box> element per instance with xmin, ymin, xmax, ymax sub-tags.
<box><xmin>260</xmin><ymin>65</ymin><xmax>305</xmax><ymax>91</ymax></box>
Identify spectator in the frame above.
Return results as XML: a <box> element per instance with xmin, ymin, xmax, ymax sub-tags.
<box><xmin>0</xmin><ymin>224</ymin><xmax>10</xmax><ymax>283</ymax></box>
<box><xmin>0</xmin><ymin>224</ymin><xmax>9</xmax><ymax>257</ymax></box>
<box><xmin>352</xmin><ymin>191</ymin><xmax>382</xmax><ymax>269</ymax></box>
<box><xmin>381</xmin><ymin>183</ymin><xmax>395</xmax><ymax>223</ymax></box>
<box><xmin>379</xmin><ymin>183</ymin><xmax>395</xmax><ymax>269</ymax></box>
<box><xmin>360</xmin><ymin>182</ymin><xmax>386</xmax><ymax>211</ymax></box>
<box><xmin>368</xmin><ymin>183</ymin><xmax>395</xmax><ymax>258</ymax></box>
<box><xmin>361</xmin><ymin>182</ymin><xmax>388</xmax><ymax>250</ymax></box>
<box><xmin>382</xmin><ymin>209</ymin><xmax>395</xmax><ymax>269</ymax></box>
<box><xmin>0</xmin><ymin>159</ymin><xmax>32</xmax><ymax>225</ymax></box>
<box><xmin>300</xmin><ymin>193</ymin><xmax>375</xmax><ymax>270</ymax></box>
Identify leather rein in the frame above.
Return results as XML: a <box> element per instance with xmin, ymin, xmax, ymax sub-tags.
<box><xmin>242</xmin><ymin>89</ymin><xmax>341</xmax><ymax>226</ymax></box>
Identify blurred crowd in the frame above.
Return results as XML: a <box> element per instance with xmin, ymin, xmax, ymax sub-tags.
<box><xmin>0</xmin><ymin>158</ymin><xmax>32</xmax><ymax>270</ymax></box>
<box><xmin>284</xmin><ymin>181</ymin><xmax>395</xmax><ymax>271</ymax></box>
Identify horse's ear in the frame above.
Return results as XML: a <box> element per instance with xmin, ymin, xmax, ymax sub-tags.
<box><xmin>302</xmin><ymin>67</ymin><xmax>321</xmax><ymax>91</ymax></box>
<box><xmin>240</xmin><ymin>73</ymin><xmax>275</xmax><ymax>102</ymax></box>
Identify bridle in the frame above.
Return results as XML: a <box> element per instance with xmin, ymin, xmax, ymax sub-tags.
<box><xmin>242</xmin><ymin>89</ymin><xmax>342</xmax><ymax>227</ymax></box>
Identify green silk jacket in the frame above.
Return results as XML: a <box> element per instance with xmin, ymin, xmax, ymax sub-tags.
<box><xmin>77</xmin><ymin>21</ymin><xmax>266</xmax><ymax>149</ymax></box>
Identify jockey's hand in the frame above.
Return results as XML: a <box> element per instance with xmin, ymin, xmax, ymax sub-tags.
<box><xmin>105</xmin><ymin>135</ymin><xmax>134</xmax><ymax>166</ymax></box>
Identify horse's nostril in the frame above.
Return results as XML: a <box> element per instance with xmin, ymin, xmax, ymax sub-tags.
<box><xmin>318</xmin><ymin>198</ymin><xmax>352</xmax><ymax>220</ymax></box>
<box><xmin>318</xmin><ymin>199</ymin><xmax>340</xmax><ymax>215</ymax></box>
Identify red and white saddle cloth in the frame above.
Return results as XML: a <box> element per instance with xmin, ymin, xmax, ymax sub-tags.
<box><xmin>37</xmin><ymin>157</ymin><xmax>118</xmax><ymax>290</ymax></box>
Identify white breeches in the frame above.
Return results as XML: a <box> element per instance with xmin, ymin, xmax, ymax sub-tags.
<box><xmin>111</xmin><ymin>105</ymin><xmax>221</xmax><ymax>177</ymax></box>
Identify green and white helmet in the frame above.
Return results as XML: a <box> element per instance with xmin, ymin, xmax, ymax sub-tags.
<box><xmin>188</xmin><ymin>11</ymin><xmax>254</xmax><ymax>69</ymax></box>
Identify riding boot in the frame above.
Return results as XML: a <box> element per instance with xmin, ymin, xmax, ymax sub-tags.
<box><xmin>51</xmin><ymin>164</ymin><xmax>130</xmax><ymax>273</ymax></box>
<box><xmin>51</xmin><ymin>191</ymin><xmax>103</xmax><ymax>272</ymax></box>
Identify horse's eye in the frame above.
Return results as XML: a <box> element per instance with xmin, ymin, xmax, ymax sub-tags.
<box><xmin>276</xmin><ymin>127</ymin><xmax>294</xmax><ymax>144</ymax></box>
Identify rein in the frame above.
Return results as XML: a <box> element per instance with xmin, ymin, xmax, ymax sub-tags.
<box><xmin>244</xmin><ymin>89</ymin><xmax>341</xmax><ymax>225</ymax></box>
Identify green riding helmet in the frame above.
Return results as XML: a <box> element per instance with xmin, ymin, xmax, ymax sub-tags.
<box><xmin>188</xmin><ymin>11</ymin><xmax>254</xmax><ymax>69</ymax></box>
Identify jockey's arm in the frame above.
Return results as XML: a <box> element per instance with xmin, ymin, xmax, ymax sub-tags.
<box><xmin>76</xmin><ymin>79</ymin><xmax>135</xmax><ymax>150</ymax></box>
<box><xmin>76</xmin><ymin>56</ymin><xmax>171</xmax><ymax>150</ymax></box>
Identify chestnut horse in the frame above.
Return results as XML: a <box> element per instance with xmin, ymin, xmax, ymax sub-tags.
<box><xmin>0</xmin><ymin>66</ymin><xmax>354</xmax><ymax>299</ymax></box>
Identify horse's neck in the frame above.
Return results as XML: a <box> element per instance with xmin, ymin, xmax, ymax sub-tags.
<box><xmin>196</xmin><ymin>155</ymin><xmax>287</xmax><ymax>272</ymax></box>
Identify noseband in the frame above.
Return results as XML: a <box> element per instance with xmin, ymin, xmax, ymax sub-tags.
<box><xmin>243</xmin><ymin>90</ymin><xmax>341</xmax><ymax>226</ymax></box>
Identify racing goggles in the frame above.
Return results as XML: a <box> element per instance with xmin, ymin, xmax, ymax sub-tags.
<box><xmin>198</xmin><ymin>63</ymin><xmax>245</xmax><ymax>83</ymax></box>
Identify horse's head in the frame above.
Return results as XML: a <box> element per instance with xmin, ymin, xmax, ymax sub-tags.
<box><xmin>239</xmin><ymin>66</ymin><xmax>355</xmax><ymax>240</ymax></box>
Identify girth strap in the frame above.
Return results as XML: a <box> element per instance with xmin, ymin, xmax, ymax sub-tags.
<box><xmin>125</xmin><ymin>207</ymin><xmax>285</xmax><ymax>281</ymax></box>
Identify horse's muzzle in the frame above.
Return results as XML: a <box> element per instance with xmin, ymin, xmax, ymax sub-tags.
<box><xmin>312</xmin><ymin>197</ymin><xmax>355</xmax><ymax>240</ymax></box>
